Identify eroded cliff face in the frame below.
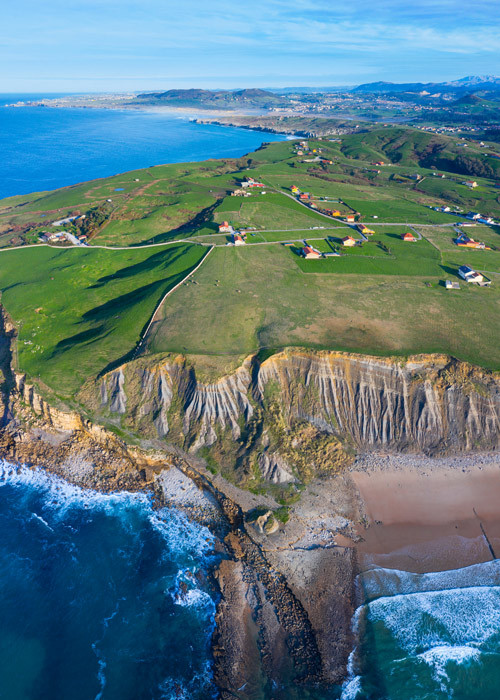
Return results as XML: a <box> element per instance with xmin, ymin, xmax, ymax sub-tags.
<box><xmin>93</xmin><ymin>350</ymin><xmax>500</xmax><ymax>459</ymax></box>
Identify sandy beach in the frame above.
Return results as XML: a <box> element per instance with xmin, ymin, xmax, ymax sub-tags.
<box><xmin>340</xmin><ymin>453</ymin><xmax>500</xmax><ymax>573</ymax></box>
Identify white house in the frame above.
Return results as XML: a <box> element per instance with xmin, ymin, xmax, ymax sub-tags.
<box><xmin>458</xmin><ymin>265</ymin><xmax>484</xmax><ymax>284</ymax></box>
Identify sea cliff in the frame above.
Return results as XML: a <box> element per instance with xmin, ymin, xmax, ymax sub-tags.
<box><xmin>1</xmin><ymin>308</ymin><xmax>499</xmax><ymax>698</ymax></box>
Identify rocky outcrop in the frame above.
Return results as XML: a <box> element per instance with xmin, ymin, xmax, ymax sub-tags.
<box><xmin>97</xmin><ymin>350</ymin><xmax>500</xmax><ymax>455</ymax></box>
<box><xmin>258</xmin><ymin>451</ymin><xmax>296</xmax><ymax>483</ymax></box>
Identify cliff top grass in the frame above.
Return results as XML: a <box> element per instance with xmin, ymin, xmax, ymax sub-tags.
<box><xmin>147</xmin><ymin>244</ymin><xmax>500</xmax><ymax>371</ymax></box>
<box><xmin>0</xmin><ymin>243</ymin><xmax>207</xmax><ymax>394</ymax></box>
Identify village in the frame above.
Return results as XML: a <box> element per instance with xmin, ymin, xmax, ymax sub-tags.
<box><xmin>216</xmin><ymin>170</ymin><xmax>497</xmax><ymax>291</ymax></box>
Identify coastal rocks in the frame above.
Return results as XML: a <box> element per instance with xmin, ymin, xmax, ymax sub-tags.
<box><xmin>258</xmin><ymin>451</ymin><xmax>296</xmax><ymax>483</ymax></box>
<box><xmin>251</xmin><ymin>509</ymin><xmax>280</xmax><ymax>535</ymax></box>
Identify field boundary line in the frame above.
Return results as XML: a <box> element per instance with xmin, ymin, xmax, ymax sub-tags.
<box><xmin>134</xmin><ymin>245</ymin><xmax>215</xmax><ymax>357</ymax></box>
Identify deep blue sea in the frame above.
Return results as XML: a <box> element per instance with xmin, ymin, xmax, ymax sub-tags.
<box><xmin>0</xmin><ymin>93</ymin><xmax>284</xmax><ymax>199</ymax></box>
<box><xmin>0</xmin><ymin>462</ymin><xmax>217</xmax><ymax>700</ymax></box>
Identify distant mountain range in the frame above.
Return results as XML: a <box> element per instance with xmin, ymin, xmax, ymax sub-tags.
<box><xmin>129</xmin><ymin>78</ymin><xmax>500</xmax><ymax>114</ymax></box>
<box><xmin>352</xmin><ymin>76</ymin><xmax>500</xmax><ymax>95</ymax></box>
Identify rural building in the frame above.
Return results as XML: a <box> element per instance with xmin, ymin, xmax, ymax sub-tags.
<box><xmin>233</xmin><ymin>234</ymin><xmax>246</xmax><ymax>246</ymax></box>
<box><xmin>219</xmin><ymin>221</ymin><xmax>232</xmax><ymax>233</ymax></box>
<box><xmin>301</xmin><ymin>245</ymin><xmax>321</xmax><ymax>259</ymax></box>
<box><xmin>445</xmin><ymin>280</ymin><xmax>460</xmax><ymax>289</ymax></box>
<box><xmin>357</xmin><ymin>224</ymin><xmax>375</xmax><ymax>235</ymax></box>
<box><xmin>463</xmin><ymin>181</ymin><xmax>478</xmax><ymax>188</ymax></box>
<box><xmin>455</xmin><ymin>235</ymin><xmax>488</xmax><ymax>250</ymax></box>
<box><xmin>342</xmin><ymin>236</ymin><xmax>357</xmax><ymax>247</ymax></box>
<box><xmin>299</xmin><ymin>193</ymin><xmax>310</xmax><ymax>201</ymax></box>
<box><xmin>345</xmin><ymin>214</ymin><xmax>355</xmax><ymax>223</ymax></box>
<box><xmin>458</xmin><ymin>265</ymin><xmax>485</xmax><ymax>284</ymax></box>
<box><xmin>466</xmin><ymin>212</ymin><xmax>481</xmax><ymax>220</ymax></box>
<box><xmin>291</xmin><ymin>185</ymin><xmax>300</xmax><ymax>194</ymax></box>
<box><xmin>402</xmin><ymin>232</ymin><xmax>416</xmax><ymax>242</ymax></box>
<box><xmin>242</xmin><ymin>178</ymin><xmax>265</xmax><ymax>188</ymax></box>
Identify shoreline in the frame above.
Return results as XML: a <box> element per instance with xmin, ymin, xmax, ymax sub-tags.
<box><xmin>0</xmin><ymin>337</ymin><xmax>499</xmax><ymax>697</ymax></box>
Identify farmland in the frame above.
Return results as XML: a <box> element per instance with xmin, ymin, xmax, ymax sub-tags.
<box><xmin>0</xmin><ymin>125</ymin><xmax>499</xmax><ymax>401</ymax></box>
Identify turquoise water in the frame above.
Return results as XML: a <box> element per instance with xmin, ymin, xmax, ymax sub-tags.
<box><xmin>0</xmin><ymin>93</ymin><xmax>284</xmax><ymax>199</ymax></box>
<box><xmin>342</xmin><ymin>561</ymin><xmax>500</xmax><ymax>700</ymax></box>
<box><xmin>0</xmin><ymin>461</ymin><xmax>218</xmax><ymax>700</ymax></box>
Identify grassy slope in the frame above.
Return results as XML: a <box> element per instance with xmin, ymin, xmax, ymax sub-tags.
<box><xmin>0</xmin><ymin>244</ymin><xmax>207</xmax><ymax>395</ymax></box>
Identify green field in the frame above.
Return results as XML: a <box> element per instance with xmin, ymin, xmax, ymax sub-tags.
<box><xmin>291</xmin><ymin>227</ymin><xmax>442</xmax><ymax>275</ymax></box>
<box><xmin>147</xmin><ymin>244</ymin><xmax>500</xmax><ymax>369</ymax></box>
<box><xmin>0</xmin><ymin>243</ymin><xmax>207</xmax><ymax>394</ymax></box>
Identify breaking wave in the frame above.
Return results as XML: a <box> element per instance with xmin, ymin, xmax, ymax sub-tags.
<box><xmin>342</xmin><ymin>562</ymin><xmax>500</xmax><ymax>699</ymax></box>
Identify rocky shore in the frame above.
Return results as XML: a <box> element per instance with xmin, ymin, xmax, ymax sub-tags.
<box><xmin>0</xmin><ymin>374</ymin><xmax>358</xmax><ymax>698</ymax></box>
<box><xmin>1</xmin><ymin>309</ymin><xmax>499</xmax><ymax>698</ymax></box>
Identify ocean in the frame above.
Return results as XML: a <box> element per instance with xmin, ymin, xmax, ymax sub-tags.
<box><xmin>342</xmin><ymin>561</ymin><xmax>500</xmax><ymax>700</ymax></box>
<box><xmin>0</xmin><ymin>93</ymin><xmax>284</xmax><ymax>199</ymax></box>
<box><xmin>0</xmin><ymin>461</ymin><xmax>218</xmax><ymax>700</ymax></box>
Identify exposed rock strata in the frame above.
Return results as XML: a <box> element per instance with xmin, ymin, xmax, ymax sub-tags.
<box><xmin>96</xmin><ymin>350</ymin><xmax>500</xmax><ymax>456</ymax></box>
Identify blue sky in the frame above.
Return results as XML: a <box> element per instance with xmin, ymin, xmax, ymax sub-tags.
<box><xmin>2</xmin><ymin>0</ymin><xmax>500</xmax><ymax>92</ymax></box>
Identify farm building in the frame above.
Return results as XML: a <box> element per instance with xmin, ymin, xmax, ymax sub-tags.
<box><xmin>402</xmin><ymin>232</ymin><xmax>416</xmax><ymax>242</ymax></box>
<box><xmin>455</xmin><ymin>235</ymin><xmax>488</xmax><ymax>249</ymax></box>
<box><xmin>345</xmin><ymin>214</ymin><xmax>356</xmax><ymax>223</ymax></box>
<box><xmin>357</xmin><ymin>224</ymin><xmax>375</xmax><ymax>235</ymax></box>
<box><xmin>233</xmin><ymin>234</ymin><xmax>246</xmax><ymax>246</ymax></box>
<box><xmin>458</xmin><ymin>265</ymin><xmax>488</xmax><ymax>284</ymax></box>
<box><xmin>445</xmin><ymin>280</ymin><xmax>460</xmax><ymax>289</ymax></box>
<box><xmin>219</xmin><ymin>221</ymin><xmax>232</xmax><ymax>233</ymax></box>
<box><xmin>301</xmin><ymin>245</ymin><xmax>321</xmax><ymax>259</ymax></box>
<box><xmin>342</xmin><ymin>236</ymin><xmax>357</xmax><ymax>247</ymax></box>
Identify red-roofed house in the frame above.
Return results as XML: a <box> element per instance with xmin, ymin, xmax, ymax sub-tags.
<box><xmin>301</xmin><ymin>245</ymin><xmax>321</xmax><ymax>259</ymax></box>
<box><xmin>342</xmin><ymin>236</ymin><xmax>357</xmax><ymax>247</ymax></box>
<box><xmin>402</xmin><ymin>232</ymin><xmax>416</xmax><ymax>242</ymax></box>
<box><xmin>219</xmin><ymin>221</ymin><xmax>232</xmax><ymax>233</ymax></box>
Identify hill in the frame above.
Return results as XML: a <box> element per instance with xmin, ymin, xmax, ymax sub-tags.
<box><xmin>0</xmin><ymin>126</ymin><xmax>499</xmax><ymax>405</ymax></box>
<box><xmin>133</xmin><ymin>88</ymin><xmax>289</xmax><ymax>110</ymax></box>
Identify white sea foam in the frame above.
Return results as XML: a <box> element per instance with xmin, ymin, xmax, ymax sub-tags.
<box><xmin>366</xmin><ymin>585</ymin><xmax>500</xmax><ymax>654</ymax></box>
<box><xmin>0</xmin><ymin>459</ymin><xmax>147</xmax><ymax>514</ymax></box>
<box><xmin>149</xmin><ymin>508</ymin><xmax>215</xmax><ymax>559</ymax></box>
<box><xmin>359</xmin><ymin>560</ymin><xmax>500</xmax><ymax>602</ymax></box>
<box><xmin>346</xmin><ymin>563</ymin><xmax>500</xmax><ymax>696</ymax></box>
<box><xmin>159</xmin><ymin>660</ymin><xmax>216</xmax><ymax>700</ymax></box>
<box><xmin>0</xmin><ymin>460</ymin><xmax>215</xmax><ymax>559</ymax></box>
<box><xmin>418</xmin><ymin>645</ymin><xmax>481</xmax><ymax>693</ymax></box>
<box><xmin>340</xmin><ymin>674</ymin><xmax>363</xmax><ymax>700</ymax></box>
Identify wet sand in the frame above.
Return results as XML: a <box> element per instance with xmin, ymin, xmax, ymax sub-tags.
<box><xmin>339</xmin><ymin>453</ymin><xmax>500</xmax><ymax>573</ymax></box>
